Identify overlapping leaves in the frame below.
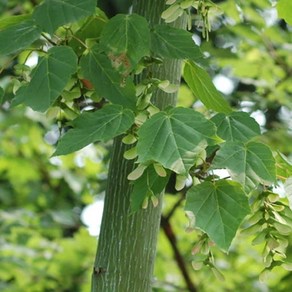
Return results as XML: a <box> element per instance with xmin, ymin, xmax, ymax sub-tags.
<box><xmin>80</xmin><ymin>46</ymin><xmax>137</xmax><ymax>109</ymax></box>
<box><xmin>100</xmin><ymin>13</ymin><xmax>150</xmax><ymax>68</ymax></box>
<box><xmin>185</xmin><ymin>180</ymin><xmax>250</xmax><ymax>251</ymax></box>
<box><xmin>212</xmin><ymin>141</ymin><xmax>276</xmax><ymax>191</ymax></box>
<box><xmin>136</xmin><ymin>107</ymin><xmax>216</xmax><ymax>175</ymax></box>
<box><xmin>33</xmin><ymin>0</ymin><xmax>96</xmax><ymax>34</ymax></box>
<box><xmin>211</xmin><ymin>112</ymin><xmax>260</xmax><ymax>142</ymax></box>
<box><xmin>54</xmin><ymin>105</ymin><xmax>135</xmax><ymax>156</ymax></box>
<box><xmin>130</xmin><ymin>165</ymin><xmax>170</xmax><ymax>212</ymax></box>
<box><xmin>13</xmin><ymin>46</ymin><xmax>78</xmax><ymax>112</ymax></box>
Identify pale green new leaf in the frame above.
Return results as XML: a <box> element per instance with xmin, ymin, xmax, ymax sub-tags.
<box><xmin>284</xmin><ymin>177</ymin><xmax>292</xmax><ymax>210</ymax></box>
<box><xmin>13</xmin><ymin>46</ymin><xmax>78</xmax><ymax>112</ymax></box>
<box><xmin>211</xmin><ymin>112</ymin><xmax>260</xmax><ymax>142</ymax></box>
<box><xmin>151</xmin><ymin>25</ymin><xmax>203</xmax><ymax>61</ymax></box>
<box><xmin>277</xmin><ymin>0</ymin><xmax>292</xmax><ymax>25</ymax></box>
<box><xmin>184</xmin><ymin>61</ymin><xmax>232</xmax><ymax>114</ymax></box>
<box><xmin>0</xmin><ymin>17</ymin><xmax>41</xmax><ymax>55</ymax></box>
<box><xmin>80</xmin><ymin>47</ymin><xmax>137</xmax><ymax>109</ymax></box>
<box><xmin>54</xmin><ymin>105</ymin><xmax>135</xmax><ymax>156</ymax></box>
<box><xmin>137</xmin><ymin>107</ymin><xmax>216</xmax><ymax>175</ymax></box>
<box><xmin>212</xmin><ymin>141</ymin><xmax>276</xmax><ymax>191</ymax></box>
<box><xmin>33</xmin><ymin>0</ymin><xmax>96</xmax><ymax>34</ymax></box>
<box><xmin>185</xmin><ymin>180</ymin><xmax>250</xmax><ymax>251</ymax></box>
<box><xmin>100</xmin><ymin>14</ymin><xmax>150</xmax><ymax>68</ymax></box>
<box><xmin>130</xmin><ymin>165</ymin><xmax>170</xmax><ymax>212</ymax></box>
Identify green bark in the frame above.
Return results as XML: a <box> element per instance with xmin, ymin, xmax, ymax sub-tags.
<box><xmin>91</xmin><ymin>1</ymin><xmax>187</xmax><ymax>291</ymax></box>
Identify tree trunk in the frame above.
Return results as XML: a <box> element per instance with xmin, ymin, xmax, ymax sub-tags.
<box><xmin>91</xmin><ymin>1</ymin><xmax>187</xmax><ymax>291</ymax></box>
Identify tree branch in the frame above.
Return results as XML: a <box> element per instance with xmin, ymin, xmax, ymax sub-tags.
<box><xmin>161</xmin><ymin>214</ymin><xmax>197</xmax><ymax>292</ymax></box>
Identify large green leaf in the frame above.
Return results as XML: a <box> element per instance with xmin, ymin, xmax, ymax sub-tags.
<box><xmin>184</xmin><ymin>61</ymin><xmax>232</xmax><ymax>114</ymax></box>
<box><xmin>137</xmin><ymin>107</ymin><xmax>216</xmax><ymax>175</ymax></box>
<box><xmin>0</xmin><ymin>17</ymin><xmax>41</xmax><ymax>55</ymax></box>
<box><xmin>13</xmin><ymin>46</ymin><xmax>78</xmax><ymax>112</ymax></box>
<box><xmin>185</xmin><ymin>180</ymin><xmax>250</xmax><ymax>251</ymax></box>
<box><xmin>151</xmin><ymin>25</ymin><xmax>203</xmax><ymax>61</ymax></box>
<box><xmin>130</xmin><ymin>165</ymin><xmax>170</xmax><ymax>212</ymax></box>
<box><xmin>212</xmin><ymin>141</ymin><xmax>276</xmax><ymax>191</ymax></box>
<box><xmin>277</xmin><ymin>0</ymin><xmax>292</xmax><ymax>25</ymax></box>
<box><xmin>69</xmin><ymin>9</ymin><xmax>108</xmax><ymax>55</ymax></box>
<box><xmin>100</xmin><ymin>14</ymin><xmax>150</xmax><ymax>68</ymax></box>
<box><xmin>80</xmin><ymin>47</ymin><xmax>136</xmax><ymax>109</ymax></box>
<box><xmin>211</xmin><ymin>112</ymin><xmax>260</xmax><ymax>142</ymax></box>
<box><xmin>54</xmin><ymin>105</ymin><xmax>135</xmax><ymax>156</ymax></box>
<box><xmin>33</xmin><ymin>0</ymin><xmax>96</xmax><ymax>34</ymax></box>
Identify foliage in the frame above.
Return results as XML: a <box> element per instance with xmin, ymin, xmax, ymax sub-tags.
<box><xmin>1</xmin><ymin>0</ymin><xmax>292</xmax><ymax>291</ymax></box>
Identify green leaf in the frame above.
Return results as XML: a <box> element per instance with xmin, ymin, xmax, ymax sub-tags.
<box><xmin>54</xmin><ymin>105</ymin><xmax>135</xmax><ymax>156</ymax></box>
<box><xmin>13</xmin><ymin>46</ymin><xmax>78</xmax><ymax>112</ymax></box>
<box><xmin>211</xmin><ymin>112</ymin><xmax>260</xmax><ymax>142</ymax></box>
<box><xmin>130</xmin><ymin>165</ymin><xmax>170</xmax><ymax>212</ymax></box>
<box><xmin>185</xmin><ymin>180</ymin><xmax>250</xmax><ymax>251</ymax></box>
<box><xmin>137</xmin><ymin>107</ymin><xmax>216</xmax><ymax>175</ymax></box>
<box><xmin>80</xmin><ymin>47</ymin><xmax>137</xmax><ymax>109</ymax></box>
<box><xmin>33</xmin><ymin>0</ymin><xmax>96</xmax><ymax>34</ymax></box>
<box><xmin>275</xmin><ymin>152</ymin><xmax>292</xmax><ymax>181</ymax></box>
<box><xmin>0</xmin><ymin>17</ymin><xmax>41</xmax><ymax>55</ymax></box>
<box><xmin>277</xmin><ymin>0</ymin><xmax>292</xmax><ymax>25</ymax></box>
<box><xmin>0</xmin><ymin>87</ymin><xmax>3</xmax><ymax>104</ymax></box>
<box><xmin>69</xmin><ymin>9</ymin><xmax>108</xmax><ymax>55</ymax></box>
<box><xmin>212</xmin><ymin>141</ymin><xmax>276</xmax><ymax>191</ymax></box>
<box><xmin>284</xmin><ymin>177</ymin><xmax>292</xmax><ymax>210</ymax></box>
<box><xmin>151</xmin><ymin>25</ymin><xmax>203</xmax><ymax>61</ymax></box>
<box><xmin>184</xmin><ymin>61</ymin><xmax>232</xmax><ymax>114</ymax></box>
<box><xmin>100</xmin><ymin>14</ymin><xmax>150</xmax><ymax>68</ymax></box>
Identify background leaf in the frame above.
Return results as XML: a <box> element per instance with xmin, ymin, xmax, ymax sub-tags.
<box><xmin>0</xmin><ymin>86</ymin><xmax>3</xmax><ymax>103</ymax></box>
<box><xmin>284</xmin><ymin>177</ymin><xmax>292</xmax><ymax>210</ymax></box>
<box><xmin>13</xmin><ymin>46</ymin><xmax>78</xmax><ymax>112</ymax></box>
<box><xmin>137</xmin><ymin>107</ymin><xmax>216</xmax><ymax>175</ymax></box>
<box><xmin>185</xmin><ymin>180</ymin><xmax>250</xmax><ymax>251</ymax></box>
<box><xmin>0</xmin><ymin>17</ymin><xmax>41</xmax><ymax>55</ymax></box>
<box><xmin>151</xmin><ymin>25</ymin><xmax>203</xmax><ymax>61</ymax></box>
<box><xmin>130</xmin><ymin>165</ymin><xmax>170</xmax><ymax>212</ymax></box>
<box><xmin>184</xmin><ymin>61</ymin><xmax>232</xmax><ymax>114</ymax></box>
<box><xmin>211</xmin><ymin>112</ymin><xmax>260</xmax><ymax>142</ymax></box>
<box><xmin>100</xmin><ymin>13</ymin><xmax>150</xmax><ymax>68</ymax></box>
<box><xmin>33</xmin><ymin>0</ymin><xmax>96</xmax><ymax>34</ymax></box>
<box><xmin>54</xmin><ymin>105</ymin><xmax>135</xmax><ymax>156</ymax></box>
<box><xmin>80</xmin><ymin>47</ymin><xmax>137</xmax><ymax>109</ymax></box>
<box><xmin>212</xmin><ymin>141</ymin><xmax>276</xmax><ymax>191</ymax></box>
<box><xmin>277</xmin><ymin>0</ymin><xmax>292</xmax><ymax>25</ymax></box>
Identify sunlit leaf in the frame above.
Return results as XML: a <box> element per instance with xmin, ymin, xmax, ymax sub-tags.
<box><xmin>212</xmin><ymin>141</ymin><xmax>276</xmax><ymax>191</ymax></box>
<box><xmin>284</xmin><ymin>177</ymin><xmax>292</xmax><ymax>210</ymax></box>
<box><xmin>277</xmin><ymin>0</ymin><xmax>292</xmax><ymax>25</ymax></box>
<box><xmin>211</xmin><ymin>112</ymin><xmax>260</xmax><ymax>142</ymax></box>
<box><xmin>130</xmin><ymin>165</ymin><xmax>170</xmax><ymax>212</ymax></box>
<box><xmin>100</xmin><ymin>14</ymin><xmax>150</xmax><ymax>68</ymax></box>
<box><xmin>0</xmin><ymin>17</ymin><xmax>41</xmax><ymax>55</ymax></box>
<box><xmin>184</xmin><ymin>61</ymin><xmax>232</xmax><ymax>114</ymax></box>
<box><xmin>33</xmin><ymin>0</ymin><xmax>96</xmax><ymax>34</ymax></box>
<box><xmin>13</xmin><ymin>46</ymin><xmax>78</xmax><ymax>112</ymax></box>
<box><xmin>185</xmin><ymin>180</ymin><xmax>250</xmax><ymax>251</ymax></box>
<box><xmin>54</xmin><ymin>105</ymin><xmax>135</xmax><ymax>156</ymax></box>
<box><xmin>151</xmin><ymin>25</ymin><xmax>203</xmax><ymax>61</ymax></box>
<box><xmin>80</xmin><ymin>47</ymin><xmax>137</xmax><ymax>109</ymax></box>
<box><xmin>275</xmin><ymin>152</ymin><xmax>292</xmax><ymax>181</ymax></box>
<box><xmin>137</xmin><ymin>107</ymin><xmax>216</xmax><ymax>175</ymax></box>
